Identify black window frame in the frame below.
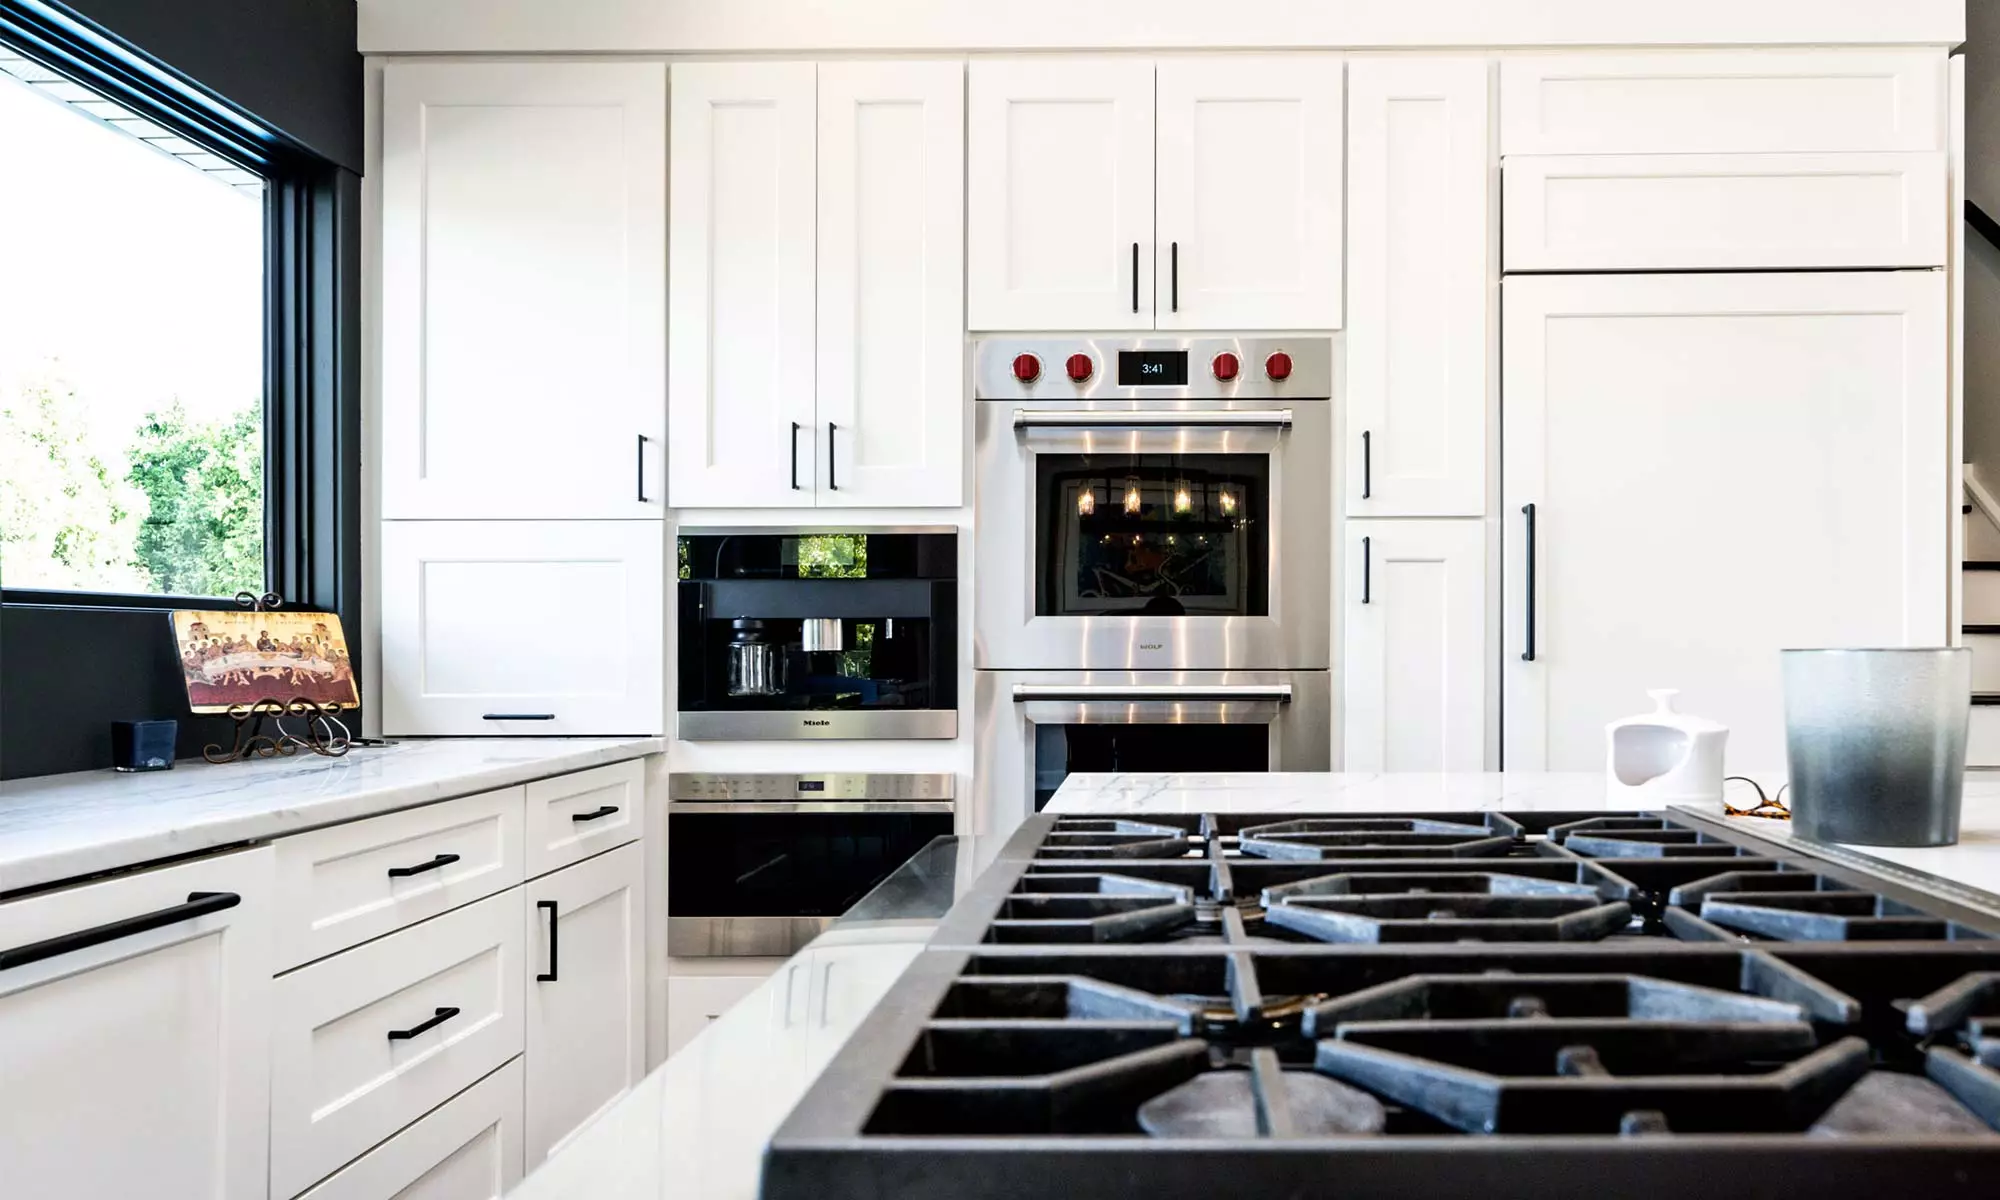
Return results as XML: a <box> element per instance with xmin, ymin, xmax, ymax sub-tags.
<box><xmin>0</xmin><ymin>0</ymin><xmax>359</xmax><ymax>775</ymax></box>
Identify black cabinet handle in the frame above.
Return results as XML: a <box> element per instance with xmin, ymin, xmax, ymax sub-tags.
<box><xmin>827</xmin><ymin>422</ymin><xmax>838</xmax><ymax>491</ymax></box>
<box><xmin>635</xmin><ymin>433</ymin><xmax>650</xmax><ymax>503</ymax></box>
<box><xmin>1362</xmin><ymin>536</ymin><xmax>1371</xmax><ymax>605</ymax></box>
<box><xmin>536</xmin><ymin>900</ymin><xmax>559</xmax><ymax>982</ymax></box>
<box><xmin>1170</xmin><ymin>241</ymin><xmax>1179</xmax><ymax>313</ymax></box>
<box><xmin>1521</xmin><ymin>502</ymin><xmax>1538</xmax><ymax>662</ymax></box>
<box><xmin>1131</xmin><ymin>242</ymin><xmax>1139</xmax><ymax>313</ymax></box>
<box><xmin>571</xmin><ymin>805</ymin><xmax>620</xmax><ymax>823</ymax></box>
<box><xmin>387</xmin><ymin>853</ymin><xmax>459</xmax><ymax>879</ymax></box>
<box><xmin>1361</xmin><ymin>430</ymin><xmax>1372</xmax><ymax>499</ymax></box>
<box><xmin>0</xmin><ymin>891</ymin><xmax>239</xmax><ymax>972</ymax></box>
<box><xmin>482</xmin><ymin>713</ymin><xmax>553</xmax><ymax>721</ymax></box>
<box><xmin>387</xmin><ymin>1006</ymin><xmax>460</xmax><ymax>1041</ymax></box>
<box><xmin>790</xmin><ymin>421</ymin><xmax>801</xmax><ymax>490</ymax></box>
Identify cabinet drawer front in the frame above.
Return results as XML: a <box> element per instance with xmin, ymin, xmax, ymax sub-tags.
<box><xmin>295</xmin><ymin>1058</ymin><xmax>524</xmax><ymax>1200</ymax></box>
<box><xmin>523</xmin><ymin>762</ymin><xmax>641</xmax><ymax>879</ymax></box>
<box><xmin>1500</xmin><ymin>51</ymin><xmax>1944</xmax><ymax>155</ymax></box>
<box><xmin>272</xmin><ymin>889</ymin><xmax>526</xmax><ymax>1198</ymax></box>
<box><xmin>1504</xmin><ymin>152</ymin><xmax>1947</xmax><ymax>271</ymax></box>
<box><xmin>276</xmin><ymin>789</ymin><xmax>524</xmax><ymax>969</ymax></box>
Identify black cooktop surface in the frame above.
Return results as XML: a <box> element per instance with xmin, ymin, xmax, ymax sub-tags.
<box><xmin>762</xmin><ymin>810</ymin><xmax>2000</xmax><ymax>1199</ymax></box>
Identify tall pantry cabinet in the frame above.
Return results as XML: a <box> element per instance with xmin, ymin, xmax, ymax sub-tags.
<box><xmin>377</xmin><ymin>62</ymin><xmax>667</xmax><ymax>735</ymax></box>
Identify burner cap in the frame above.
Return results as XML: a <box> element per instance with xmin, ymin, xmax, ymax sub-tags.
<box><xmin>1137</xmin><ymin>1070</ymin><xmax>1386</xmax><ymax>1138</ymax></box>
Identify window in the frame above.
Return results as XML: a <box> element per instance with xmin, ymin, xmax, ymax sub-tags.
<box><xmin>0</xmin><ymin>46</ymin><xmax>267</xmax><ymax>597</ymax></box>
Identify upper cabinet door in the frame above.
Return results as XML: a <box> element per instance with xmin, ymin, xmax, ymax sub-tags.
<box><xmin>1154</xmin><ymin>57</ymin><xmax>1344</xmax><ymax>330</ymax></box>
<box><xmin>382</xmin><ymin>63</ymin><xmax>665</xmax><ymax>520</ymax></box>
<box><xmin>668</xmin><ymin>63</ymin><xmax>818</xmax><ymax>507</ymax></box>
<box><xmin>1346</xmin><ymin>58</ymin><xmax>1492</xmax><ymax>517</ymax></box>
<box><xmin>816</xmin><ymin>61</ymin><xmax>966</xmax><ymax>508</ymax></box>
<box><xmin>1502</xmin><ymin>272</ymin><xmax>1947</xmax><ymax>771</ymax></box>
<box><xmin>968</xmin><ymin>58</ymin><xmax>1154</xmax><ymax>331</ymax></box>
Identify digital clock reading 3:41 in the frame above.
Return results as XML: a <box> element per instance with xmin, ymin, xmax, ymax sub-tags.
<box><xmin>1117</xmin><ymin>350</ymin><xmax>1189</xmax><ymax>386</ymax></box>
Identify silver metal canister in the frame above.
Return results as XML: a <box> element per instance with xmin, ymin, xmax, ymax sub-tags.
<box><xmin>1780</xmin><ymin>648</ymin><xmax>1970</xmax><ymax>847</ymax></box>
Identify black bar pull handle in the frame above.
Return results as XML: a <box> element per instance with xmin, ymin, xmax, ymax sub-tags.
<box><xmin>387</xmin><ymin>853</ymin><xmax>459</xmax><ymax>879</ymax></box>
<box><xmin>0</xmin><ymin>891</ymin><xmax>240</xmax><ymax>972</ymax></box>
<box><xmin>482</xmin><ymin>713</ymin><xmax>553</xmax><ymax>721</ymax></box>
<box><xmin>635</xmin><ymin>433</ymin><xmax>650</xmax><ymax>503</ymax></box>
<box><xmin>1521</xmin><ymin>502</ymin><xmax>1538</xmax><ymax>662</ymax></box>
<box><xmin>1131</xmin><ymin>242</ymin><xmax>1139</xmax><ymax>313</ymax></box>
<box><xmin>1170</xmin><ymin>241</ymin><xmax>1179</xmax><ymax>313</ymax></box>
<box><xmin>1361</xmin><ymin>536</ymin><xmax>1371</xmax><ymax>605</ymax></box>
<box><xmin>536</xmin><ymin>900</ymin><xmax>559</xmax><ymax>982</ymax></box>
<box><xmin>571</xmin><ymin>804</ymin><xmax>620</xmax><ymax>823</ymax></box>
<box><xmin>1361</xmin><ymin>430</ymin><xmax>1371</xmax><ymax>500</ymax></box>
<box><xmin>790</xmin><ymin>421</ymin><xmax>801</xmax><ymax>490</ymax></box>
<box><xmin>827</xmin><ymin>422</ymin><xmax>838</xmax><ymax>491</ymax></box>
<box><xmin>387</xmin><ymin>1006</ymin><xmax>460</xmax><ymax>1041</ymax></box>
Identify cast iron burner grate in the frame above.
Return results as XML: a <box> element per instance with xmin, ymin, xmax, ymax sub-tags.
<box><xmin>1236</xmin><ymin>818</ymin><xmax>1516</xmax><ymax>861</ymax></box>
<box><xmin>1259</xmin><ymin>872</ymin><xmax>1634</xmax><ymax>943</ymax></box>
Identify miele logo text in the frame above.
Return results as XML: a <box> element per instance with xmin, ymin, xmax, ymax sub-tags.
<box><xmin>802</xmin><ymin>719</ymin><xmax>830</xmax><ymax>727</ymax></box>
<box><xmin>1139</xmin><ymin>643</ymin><xmax>1164</xmax><ymax>651</ymax></box>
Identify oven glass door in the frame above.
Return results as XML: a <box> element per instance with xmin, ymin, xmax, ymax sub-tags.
<box><xmin>1033</xmin><ymin>723</ymin><xmax>1269</xmax><ymax>809</ymax></box>
<box><xmin>666</xmin><ymin>811</ymin><xmax>954</xmax><ymax>918</ymax></box>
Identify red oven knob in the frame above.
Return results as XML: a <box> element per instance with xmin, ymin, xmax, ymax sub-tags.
<box><xmin>1065</xmin><ymin>353</ymin><xmax>1094</xmax><ymax>383</ymax></box>
<box><xmin>1011</xmin><ymin>353</ymin><xmax>1041</xmax><ymax>383</ymax></box>
<box><xmin>1265</xmin><ymin>351</ymin><xmax>1293</xmax><ymax>382</ymax></box>
<box><xmin>1212</xmin><ymin>351</ymin><xmax>1240</xmax><ymax>382</ymax></box>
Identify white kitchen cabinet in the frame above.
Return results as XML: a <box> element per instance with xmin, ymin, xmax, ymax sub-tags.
<box><xmin>381</xmin><ymin>62</ymin><xmax>665</xmax><ymax>521</ymax></box>
<box><xmin>1154</xmin><ymin>57</ymin><xmax>1343</xmax><ymax>330</ymax></box>
<box><xmin>296</xmin><ymin>1059</ymin><xmax>524</xmax><ymax>1200</ymax></box>
<box><xmin>523</xmin><ymin>761</ymin><xmax>642</xmax><ymax>880</ymax></box>
<box><xmin>1344</xmin><ymin>521</ymin><xmax>1487</xmax><ymax>771</ymax></box>
<box><xmin>670</xmin><ymin>61</ymin><xmax>966</xmax><ymax>509</ymax></box>
<box><xmin>1503</xmin><ymin>271</ymin><xmax>1948</xmax><ymax>772</ymax></box>
<box><xmin>967</xmin><ymin>58</ymin><xmax>1154</xmax><ymax>331</ymax></box>
<box><xmin>1345</xmin><ymin>58</ymin><xmax>1492</xmax><ymax>517</ymax></box>
<box><xmin>379</xmin><ymin>520</ymin><xmax>664</xmax><ymax>736</ymax></box>
<box><xmin>668</xmin><ymin>63</ymin><xmax>817</xmax><ymax>507</ymax></box>
<box><xmin>665</xmin><ymin>972</ymin><xmax>777</xmax><ymax>1057</ymax></box>
<box><xmin>524</xmin><ymin>843</ymin><xmax>645</xmax><ymax>1169</ymax></box>
<box><xmin>816</xmin><ymin>61</ymin><xmax>966</xmax><ymax>508</ymax></box>
<box><xmin>0</xmin><ymin>848</ymin><xmax>274</xmax><ymax>1200</ymax></box>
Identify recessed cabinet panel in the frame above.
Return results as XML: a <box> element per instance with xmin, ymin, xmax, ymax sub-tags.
<box><xmin>295</xmin><ymin>1059</ymin><xmax>524</xmax><ymax>1200</ymax></box>
<box><xmin>1503</xmin><ymin>271</ymin><xmax>1947</xmax><ymax>771</ymax></box>
<box><xmin>668</xmin><ymin>63</ymin><xmax>818</xmax><ymax>507</ymax></box>
<box><xmin>968</xmin><ymin>58</ymin><xmax>1154</xmax><ymax>330</ymax></box>
<box><xmin>380</xmin><ymin>521</ymin><xmax>664</xmax><ymax>736</ymax></box>
<box><xmin>817</xmin><ymin>61</ymin><xmax>966</xmax><ymax>507</ymax></box>
<box><xmin>1344</xmin><ymin>521</ymin><xmax>1487</xmax><ymax>771</ymax></box>
<box><xmin>381</xmin><ymin>63</ymin><xmax>665</xmax><ymax>520</ymax></box>
<box><xmin>1346</xmin><ymin>58</ymin><xmax>1492</xmax><ymax>517</ymax></box>
<box><xmin>1155</xmin><ymin>57</ymin><xmax>1344</xmax><ymax>330</ymax></box>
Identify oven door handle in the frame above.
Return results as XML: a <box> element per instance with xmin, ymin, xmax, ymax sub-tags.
<box><xmin>1011</xmin><ymin>410</ymin><xmax>1293</xmax><ymax>431</ymax></box>
<box><xmin>1010</xmin><ymin>684</ymin><xmax>1293</xmax><ymax>703</ymax></box>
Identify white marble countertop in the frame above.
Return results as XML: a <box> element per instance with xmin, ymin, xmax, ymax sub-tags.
<box><xmin>0</xmin><ymin>737</ymin><xmax>664</xmax><ymax>893</ymax></box>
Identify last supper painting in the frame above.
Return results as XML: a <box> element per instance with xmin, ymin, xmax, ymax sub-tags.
<box><xmin>170</xmin><ymin>609</ymin><xmax>359</xmax><ymax>713</ymax></box>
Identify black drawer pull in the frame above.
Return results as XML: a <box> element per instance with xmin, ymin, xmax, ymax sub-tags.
<box><xmin>387</xmin><ymin>853</ymin><xmax>459</xmax><ymax>879</ymax></box>
<box><xmin>1361</xmin><ymin>429</ymin><xmax>1372</xmax><ymax>499</ymax></box>
<box><xmin>1521</xmin><ymin>502</ymin><xmax>1538</xmax><ymax>663</ymax></box>
<box><xmin>635</xmin><ymin>433</ymin><xmax>650</xmax><ymax>503</ymax></box>
<box><xmin>537</xmin><ymin>900</ymin><xmax>559</xmax><ymax>982</ymax></box>
<box><xmin>1361</xmin><ymin>536</ymin><xmax>1371</xmax><ymax>605</ymax></box>
<box><xmin>482</xmin><ymin>713</ymin><xmax>553</xmax><ymax>721</ymax></box>
<box><xmin>0</xmin><ymin>891</ymin><xmax>240</xmax><ymax>972</ymax></box>
<box><xmin>1131</xmin><ymin>242</ymin><xmax>1139</xmax><ymax>313</ymax></box>
<box><xmin>571</xmin><ymin>805</ymin><xmax>620</xmax><ymax>823</ymax></box>
<box><xmin>387</xmin><ymin>1006</ymin><xmax>460</xmax><ymax>1041</ymax></box>
<box><xmin>827</xmin><ymin>421</ymin><xmax>838</xmax><ymax>491</ymax></box>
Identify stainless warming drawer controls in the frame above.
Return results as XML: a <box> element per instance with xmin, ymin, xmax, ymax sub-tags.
<box><xmin>667</xmin><ymin>772</ymin><xmax>956</xmax><ymax>813</ymax></box>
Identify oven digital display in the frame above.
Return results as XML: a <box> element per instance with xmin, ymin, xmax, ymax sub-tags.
<box><xmin>1118</xmin><ymin>350</ymin><xmax>1188</xmax><ymax>387</ymax></box>
<box><xmin>796</xmin><ymin>779</ymin><xmax>825</xmax><ymax>792</ymax></box>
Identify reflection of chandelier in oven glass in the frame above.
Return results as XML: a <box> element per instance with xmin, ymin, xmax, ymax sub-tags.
<box><xmin>1173</xmin><ymin>478</ymin><xmax>1192</xmax><ymax>514</ymax></box>
<box><xmin>1123</xmin><ymin>477</ymin><xmax>1143</xmax><ymax>515</ymax></box>
<box><xmin>1218</xmin><ymin>488</ymin><xmax>1238</xmax><ymax>516</ymax></box>
<box><xmin>1075</xmin><ymin>486</ymin><xmax>1096</xmax><ymax>516</ymax></box>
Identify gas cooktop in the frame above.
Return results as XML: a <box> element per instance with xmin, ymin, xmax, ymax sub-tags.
<box><xmin>762</xmin><ymin>810</ymin><xmax>2000</xmax><ymax>1199</ymax></box>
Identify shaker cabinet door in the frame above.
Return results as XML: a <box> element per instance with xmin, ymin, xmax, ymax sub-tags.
<box><xmin>816</xmin><ymin>61</ymin><xmax>966</xmax><ymax>508</ymax></box>
<box><xmin>1154</xmin><ymin>57</ymin><xmax>1344</xmax><ymax>330</ymax></box>
<box><xmin>524</xmin><ymin>843</ymin><xmax>645</xmax><ymax>1169</ymax></box>
<box><xmin>379</xmin><ymin>520</ymin><xmax>665</xmax><ymax>736</ymax></box>
<box><xmin>1345</xmin><ymin>58</ymin><xmax>1492</xmax><ymax>517</ymax></box>
<box><xmin>668</xmin><ymin>63</ymin><xmax>818</xmax><ymax>507</ymax></box>
<box><xmin>381</xmin><ymin>62</ymin><xmax>665</xmax><ymax>520</ymax></box>
<box><xmin>1343</xmin><ymin>520</ymin><xmax>1488</xmax><ymax>771</ymax></box>
<box><xmin>968</xmin><ymin>58</ymin><xmax>1155</xmax><ymax>331</ymax></box>
<box><xmin>1502</xmin><ymin>271</ymin><xmax>1947</xmax><ymax>771</ymax></box>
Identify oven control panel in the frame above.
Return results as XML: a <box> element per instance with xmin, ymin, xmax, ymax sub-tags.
<box><xmin>668</xmin><ymin>773</ymin><xmax>956</xmax><ymax>802</ymax></box>
<box><xmin>974</xmin><ymin>336</ymin><xmax>1332</xmax><ymax>401</ymax></box>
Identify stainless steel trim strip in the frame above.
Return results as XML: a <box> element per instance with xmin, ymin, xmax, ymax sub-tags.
<box><xmin>668</xmin><ymin>801</ymin><xmax>955</xmax><ymax>815</ymax></box>
<box><xmin>1010</xmin><ymin>683</ymin><xmax>1293</xmax><ymax>702</ymax></box>
<box><xmin>674</xmin><ymin>710</ymin><xmax>959</xmax><ymax>741</ymax></box>
<box><xmin>676</xmin><ymin>524</ymin><xmax>958</xmax><ymax>536</ymax></box>
<box><xmin>668</xmin><ymin>916</ymin><xmax>831</xmax><ymax>959</ymax></box>
<box><xmin>1012</xmin><ymin>408</ymin><xmax>1293</xmax><ymax>430</ymax></box>
<box><xmin>668</xmin><ymin>771</ymin><xmax>957</xmax><ymax>801</ymax></box>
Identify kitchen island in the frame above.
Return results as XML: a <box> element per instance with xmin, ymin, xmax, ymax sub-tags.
<box><xmin>514</xmin><ymin>771</ymin><xmax>2000</xmax><ymax>1198</ymax></box>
